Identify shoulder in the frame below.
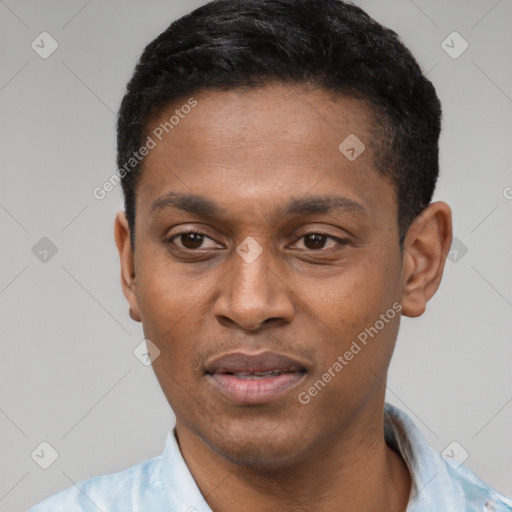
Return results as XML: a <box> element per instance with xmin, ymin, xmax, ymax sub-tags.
<box><xmin>443</xmin><ymin>462</ymin><xmax>512</xmax><ymax>512</ymax></box>
<box><xmin>384</xmin><ymin>404</ymin><xmax>512</xmax><ymax>511</ymax></box>
<box><xmin>27</xmin><ymin>455</ymin><xmax>164</xmax><ymax>512</ymax></box>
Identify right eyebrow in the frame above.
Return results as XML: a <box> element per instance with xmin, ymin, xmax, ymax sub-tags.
<box><xmin>150</xmin><ymin>192</ymin><xmax>222</xmax><ymax>217</ymax></box>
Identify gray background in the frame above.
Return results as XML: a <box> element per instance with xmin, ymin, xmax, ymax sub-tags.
<box><xmin>0</xmin><ymin>0</ymin><xmax>511</xmax><ymax>510</ymax></box>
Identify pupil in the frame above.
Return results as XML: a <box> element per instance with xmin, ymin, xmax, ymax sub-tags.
<box><xmin>305</xmin><ymin>234</ymin><xmax>326</xmax><ymax>249</ymax></box>
<box><xmin>182</xmin><ymin>233</ymin><xmax>204</xmax><ymax>249</ymax></box>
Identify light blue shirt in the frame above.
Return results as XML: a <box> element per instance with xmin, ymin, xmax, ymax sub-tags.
<box><xmin>28</xmin><ymin>404</ymin><xmax>512</xmax><ymax>511</ymax></box>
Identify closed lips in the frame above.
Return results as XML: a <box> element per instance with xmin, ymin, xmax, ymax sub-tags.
<box><xmin>205</xmin><ymin>350</ymin><xmax>308</xmax><ymax>404</ymax></box>
<box><xmin>219</xmin><ymin>370</ymin><xmax>301</xmax><ymax>379</ymax></box>
<box><xmin>205</xmin><ymin>351</ymin><xmax>307</xmax><ymax>377</ymax></box>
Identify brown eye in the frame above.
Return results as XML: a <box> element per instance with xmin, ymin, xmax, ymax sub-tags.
<box><xmin>290</xmin><ymin>232</ymin><xmax>347</xmax><ymax>251</ymax></box>
<box><xmin>167</xmin><ymin>230</ymin><xmax>221</xmax><ymax>251</ymax></box>
<box><xmin>179</xmin><ymin>232</ymin><xmax>205</xmax><ymax>249</ymax></box>
<box><xmin>303</xmin><ymin>234</ymin><xmax>328</xmax><ymax>249</ymax></box>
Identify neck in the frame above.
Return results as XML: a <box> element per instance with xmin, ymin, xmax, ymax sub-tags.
<box><xmin>176</xmin><ymin>405</ymin><xmax>411</xmax><ymax>512</ymax></box>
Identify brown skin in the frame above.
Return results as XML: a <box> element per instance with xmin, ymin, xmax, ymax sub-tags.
<box><xmin>115</xmin><ymin>84</ymin><xmax>452</xmax><ymax>511</ymax></box>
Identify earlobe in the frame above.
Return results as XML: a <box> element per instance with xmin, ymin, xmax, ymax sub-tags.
<box><xmin>400</xmin><ymin>202</ymin><xmax>452</xmax><ymax>318</ymax></box>
<box><xmin>114</xmin><ymin>211</ymin><xmax>142</xmax><ymax>322</ymax></box>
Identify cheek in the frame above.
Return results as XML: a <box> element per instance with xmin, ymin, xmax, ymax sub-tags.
<box><xmin>133</xmin><ymin>248</ymin><xmax>231</xmax><ymax>387</ymax></box>
<box><xmin>305</xmin><ymin>253</ymin><xmax>399</xmax><ymax>329</ymax></box>
<box><xmin>135</xmin><ymin>247</ymin><xmax>205</xmax><ymax>330</ymax></box>
<box><xmin>299</xmin><ymin>249</ymin><xmax>402</xmax><ymax>385</ymax></box>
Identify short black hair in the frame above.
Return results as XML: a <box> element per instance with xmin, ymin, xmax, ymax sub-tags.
<box><xmin>117</xmin><ymin>0</ymin><xmax>441</xmax><ymax>247</ymax></box>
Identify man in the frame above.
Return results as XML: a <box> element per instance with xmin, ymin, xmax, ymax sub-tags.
<box><xmin>28</xmin><ymin>0</ymin><xmax>511</xmax><ymax>510</ymax></box>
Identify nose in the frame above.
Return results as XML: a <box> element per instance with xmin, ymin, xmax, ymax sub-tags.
<box><xmin>213</xmin><ymin>244</ymin><xmax>295</xmax><ymax>331</ymax></box>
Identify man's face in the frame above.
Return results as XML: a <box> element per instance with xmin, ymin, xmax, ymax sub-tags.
<box><xmin>128</xmin><ymin>84</ymin><xmax>406</xmax><ymax>466</ymax></box>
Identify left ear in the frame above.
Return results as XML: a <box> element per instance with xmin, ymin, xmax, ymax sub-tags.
<box><xmin>400</xmin><ymin>201</ymin><xmax>452</xmax><ymax>318</ymax></box>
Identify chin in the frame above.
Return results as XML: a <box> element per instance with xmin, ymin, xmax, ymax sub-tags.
<box><xmin>199</xmin><ymin>415</ymin><xmax>314</xmax><ymax>469</ymax></box>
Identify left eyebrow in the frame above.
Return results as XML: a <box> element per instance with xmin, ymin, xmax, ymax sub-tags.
<box><xmin>280</xmin><ymin>195</ymin><xmax>369</xmax><ymax>218</ymax></box>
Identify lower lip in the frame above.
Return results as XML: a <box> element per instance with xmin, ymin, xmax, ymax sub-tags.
<box><xmin>208</xmin><ymin>372</ymin><xmax>305</xmax><ymax>404</ymax></box>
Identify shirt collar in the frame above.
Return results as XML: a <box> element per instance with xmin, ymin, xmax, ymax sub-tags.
<box><xmin>384</xmin><ymin>403</ymin><xmax>460</xmax><ymax>510</ymax></box>
<box><xmin>158</xmin><ymin>430</ymin><xmax>213</xmax><ymax>512</ymax></box>
<box><xmin>384</xmin><ymin>403</ymin><xmax>511</xmax><ymax>511</ymax></box>
<box><xmin>156</xmin><ymin>404</ymin><xmax>510</xmax><ymax>511</ymax></box>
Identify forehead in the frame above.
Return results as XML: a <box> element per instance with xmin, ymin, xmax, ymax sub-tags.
<box><xmin>146</xmin><ymin>83</ymin><xmax>376</xmax><ymax>153</ymax></box>
<box><xmin>136</xmin><ymin>84</ymin><xmax>395</xmax><ymax>223</ymax></box>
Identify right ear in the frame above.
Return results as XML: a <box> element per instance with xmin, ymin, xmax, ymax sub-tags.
<box><xmin>114</xmin><ymin>211</ymin><xmax>141</xmax><ymax>322</ymax></box>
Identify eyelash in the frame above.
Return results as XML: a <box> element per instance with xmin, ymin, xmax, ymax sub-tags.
<box><xmin>166</xmin><ymin>230</ymin><xmax>349</xmax><ymax>251</ymax></box>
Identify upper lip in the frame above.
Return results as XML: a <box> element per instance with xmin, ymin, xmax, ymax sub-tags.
<box><xmin>205</xmin><ymin>350</ymin><xmax>308</xmax><ymax>374</ymax></box>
